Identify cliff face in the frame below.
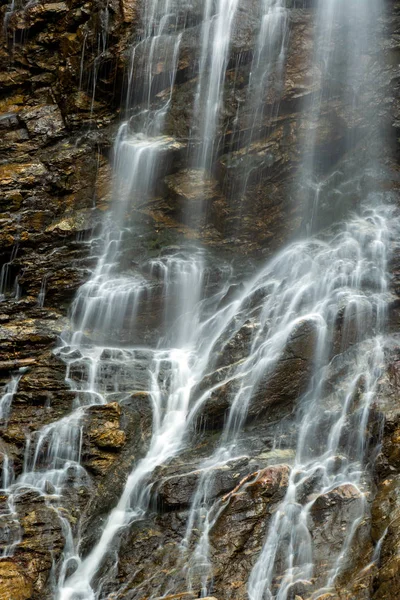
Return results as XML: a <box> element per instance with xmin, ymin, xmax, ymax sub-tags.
<box><xmin>0</xmin><ymin>0</ymin><xmax>400</xmax><ymax>599</ymax></box>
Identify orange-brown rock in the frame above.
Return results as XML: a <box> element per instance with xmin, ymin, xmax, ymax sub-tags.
<box><xmin>0</xmin><ymin>560</ymin><xmax>32</xmax><ymax>600</ymax></box>
<box><xmin>82</xmin><ymin>403</ymin><xmax>127</xmax><ymax>475</ymax></box>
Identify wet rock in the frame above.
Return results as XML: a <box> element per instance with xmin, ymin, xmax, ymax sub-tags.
<box><xmin>10</xmin><ymin>1</ymin><xmax>68</xmax><ymax>30</ymax></box>
<box><xmin>310</xmin><ymin>484</ymin><xmax>371</xmax><ymax>589</ymax></box>
<box><xmin>120</xmin><ymin>0</ymin><xmax>139</xmax><ymax>23</ymax></box>
<box><xmin>371</xmin><ymin>476</ymin><xmax>400</xmax><ymax>599</ymax></box>
<box><xmin>16</xmin><ymin>490</ymin><xmax>64</xmax><ymax>552</ymax></box>
<box><xmin>0</xmin><ymin>0</ymin><xmax>398</xmax><ymax>597</ymax></box>
<box><xmin>153</xmin><ymin>594</ymin><xmax>197</xmax><ymax>600</ymax></box>
<box><xmin>0</xmin><ymin>161</ymin><xmax>48</xmax><ymax>193</ymax></box>
<box><xmin>78</xmin><ymin>397</ymin><xmax>153</xmax><ymax>551</ymax></box>
<box><xmin>155</xmin><ymin>456</ymin><xmax>251</xmax><ymax>510</ymax></box>
<box><xmin>105</xmin><ymin>515</ymin><xmax>187</xmax><ymax>600</ymax></box>
<box><xmin>164</xmin><ymin>169</ymin><xmax>222</xmax><ymax>215</ymax></box>
<box><xmin>20</xmin><ymin>104</ymin><xmax>66</xmax><ymax>143</ymax></box>
<box><xmin>213</xmin><ymin>318</ymin><xmax>258</xmax><ymax>369</ymax></box>
<box><xmin>0</xmin><ymin>112</ymin><xmax>19</xmax><ymax>130</ymax></box>
<box><xmin>111</xmin><ymin>464</ymin><xmax>290</xmax><ymax>600</ymax></box>
<box><xmin>207</xmin><ymin>465</ymin><xmax>291</xmax><ymax>598</ymax></box>
<box><xmin>368</xmin><ymin>343</ymin><xmax>400</xmax><ymax>479</ymax></box>
<box><xmin>218</xmin><ymin>127</ymin><xmax>292</xmax><ymax>190</ymax></box>
<box><xmin>82</xmin><ymin>402</ymin><xmax>127</xmax><ymax>475</ymax></box>
<box><xmin>0</xmin><ymin>560</ymin><xmax>32</xmax><ymax>600</ymax></box>
<box><xmin>197</xmin><ymin>318</ymin><xmax>319</xmax><ymax>428</ymax></box>
<box><xmin>247</xmin><ymin>319</ymin><xmax>319</xmax><ymax>416</ymax></box>
<box><xmin>14</xmin><ymin>351</ymin><xmax>71</xmax><ymax>406</ymax></box>
<box><xmin>311</xmin><ymin>484</ymin><xmax>362</xmax><ymax>521</ymax></box>
<box><xmin>0</xmin><ymin>490</ymin><xmax>66</xmax><ymax>598</ymax></box>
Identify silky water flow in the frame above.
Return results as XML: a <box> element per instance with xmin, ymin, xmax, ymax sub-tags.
<box><xmin>0</xmin><ymin>0</ymin><xmax>396</xmax><ymax>599</ymax></box>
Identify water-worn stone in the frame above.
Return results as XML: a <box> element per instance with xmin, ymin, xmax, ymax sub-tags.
<box><xmin>310</xmin><ymin>484</ymin><xmax>372</xmax><ymax>590</ymax></box>
<box><xmin>371</xmin><ymin>476</ymin><xmax>400</xmax><ymax>599</ymax></box>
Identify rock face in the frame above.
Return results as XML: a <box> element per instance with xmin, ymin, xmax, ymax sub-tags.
<box><xmin>207</xmin><ymin>465</ymin><xmax>291</xmax><ymax>600</ymax></box>
<box><xmin>0</xmin><ymin>0</ymin><xmax>399</xmax><ymax>599</ymax></box>
<box><xmin>195</xmin><ymin>317</ymin><xmax>319</xmax><ymax>428</ymax></box>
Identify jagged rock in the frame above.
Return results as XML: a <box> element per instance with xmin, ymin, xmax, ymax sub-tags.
<box><xmin>0</xmin><ymin>490</ymin><xmax>66</xmax><ymax>598</ymax></box>
<box><xmin>0</xmin><ymin>0</ymin><xmax>398</xmax><ymax>598</ymax></box>
<box><xmin>20</xmin><ymin>104</ymin><xmax>65</xmax><ymax>142</ymax></box>
<box><xmin>110</xmin><ymin>464</ymin><xmax>290</xmax><ymax>600</ymax></box>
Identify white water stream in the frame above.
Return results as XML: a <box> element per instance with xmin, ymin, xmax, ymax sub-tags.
<box><xmin>194</xmin><ymin>0</ymin><xmax>240</xmax><ymax>171</ymax></box>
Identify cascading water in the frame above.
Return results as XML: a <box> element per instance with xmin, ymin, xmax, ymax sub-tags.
<box><xmin>194</xmin><ymin>0</ymin><xmax>240</xmax><ymax>172</ymax></box>
<box><xmin>232</xmin><ymin>0</ymin><xmax>288</xmax><ymax>207</ymax></box>
<box><xmin>180</xmin><ymin>2</ymin><xmax>392</xmax><ymax>599</ymax></box>
<box><xmin>179</xmin><ymin>206</ymin><xmax>392</xmax><ymax>599</ymax></box>
<box><xmin>1</xmin><ymin>0</ymin><xmax>396</xmax><ymax>599</ymax></box>
<box><xmin>0</xmin><ymin>374</ymin><xmax>23</xmax><ymax>558</ymax></box>
<box><xmin>299</xmin><ymin>0</ymin><xmax>382</xmax><ymax>234</ymax></box>
<box><xmin>55</xmin><ymin>1</ymin><xmax>244</xmax><ymax>597</ymax></box>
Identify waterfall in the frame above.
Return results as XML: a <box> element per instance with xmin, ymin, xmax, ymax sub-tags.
<box><xmin>0</xmin><ymin>375</ymin><xmax>23</xmax><ymax>557</ymax></box>
<box><xmin>194</xmin><ymin>0</ymin><xmax>240</xmax><ymax>172</ymax></box>
<box><xmin>55</xmin><ymin>1</ymin><xmax>243</xmax><ymax>597</ymax></box>
<box><xmin>57</xmin><ymin>0</ymin><xmax>392</xmax><ymax>596</ymax></box>
<box><xmin>1</xmin><ymin>0</ymin><xmax>396</xmax><ymax>598</ymax></box>
<box><xmin>0</xmin><ymin>244</ymin><xmax>19</xmax><ymax>301</ymax></box>
<box><xmin>244</xmin><ymin>1</ymin><xmax>388</xmax><ymax>595</ymax></box>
